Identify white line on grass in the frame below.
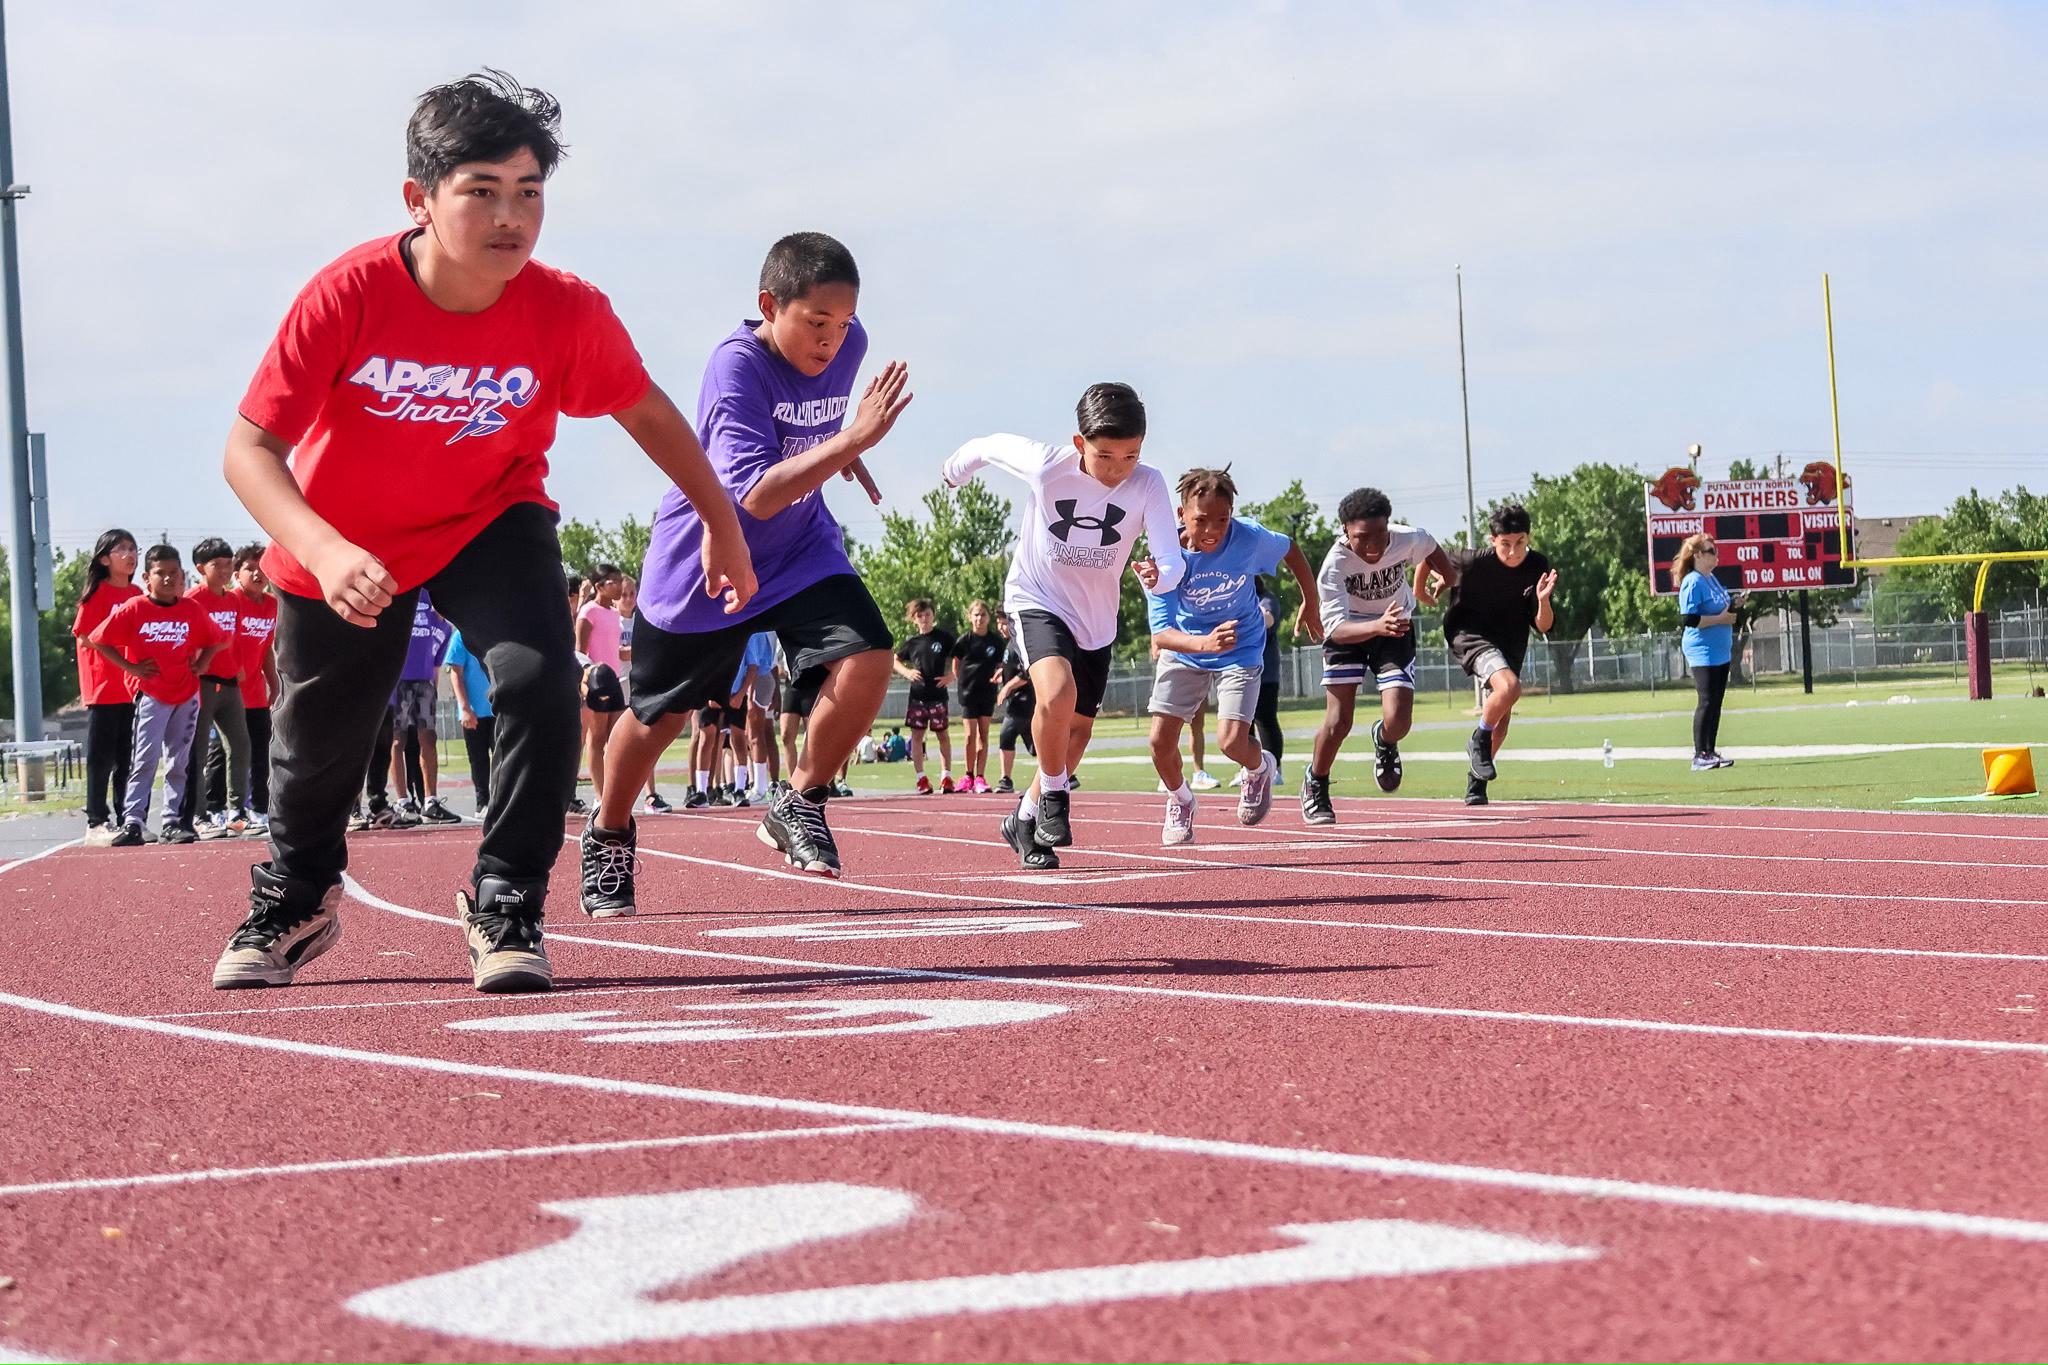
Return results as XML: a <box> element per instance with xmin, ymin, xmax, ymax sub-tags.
<box><xmin>9</xmin><ymin>988</ymin><xmax>2048</xmax><ymax>1246</ymax></box>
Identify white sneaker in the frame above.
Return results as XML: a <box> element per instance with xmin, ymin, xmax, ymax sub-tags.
<box><xmin>1228</xmin><ymin>767</ymin><xmax>1246</xmax><ymax>788</ymax></box>
<box><xmin>198</xmin><ymin>811</ymin><xmax>234</xmax><ymax>840</ymax></box>
<box><xmin>1162</xmin><ymin>792</ymin><xmax>1197</xmax><ymax>846</ymax></box>
<box><xmin>82</xmin><ymin>823</ymin><xmax>117</xmax><ymax>848</ymax></box>
<box><xmin>1237</xmin><ymin>751</ymin><xmax>1277</xmax><ymax>826</ymax></box>
<box><xmin>1190</xmin><ymin>769</ymin><xmax>1220</xmax><ymax>791</ymax></box>
<box><xmin>246</xmin><ymin>811</ymin><xmax>270</xmax><ymax>834</ymax></box>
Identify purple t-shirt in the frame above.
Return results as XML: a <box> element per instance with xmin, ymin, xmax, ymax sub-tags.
<box><xmin>637</xmin><ymin>319</ymin><xmax>869</xmax><ymax>633</ymax></box>
<box><xmin>400</xmin><ymin>593</ymin><xmax>452</xmax><ymax>681</ymax></box>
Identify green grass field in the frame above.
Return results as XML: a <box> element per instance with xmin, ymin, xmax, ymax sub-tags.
<box><xmin>842</xmin><ymin>664</ymin><xmax>2048</xmax><ymax>814</ymax></box>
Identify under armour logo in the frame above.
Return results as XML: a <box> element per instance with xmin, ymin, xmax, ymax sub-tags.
<box><xmin>1048</xmin><ymin>499</ymin><xmax>1126</xmax><ymax>546</ymax></box>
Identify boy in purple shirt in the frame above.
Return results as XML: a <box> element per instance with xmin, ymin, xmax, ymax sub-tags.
<box><xmin>390</xmin><ymin>591</ymin><xmax>459</xmax><ymax>824</ymax></box>
<box><xmin>584</xmin><ymin>233</ymin><xmax>911</xmax><ymax>912</ymax></box>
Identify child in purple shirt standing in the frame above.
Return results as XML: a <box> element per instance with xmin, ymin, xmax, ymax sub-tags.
<box><xmin>583</xmin><ymin>233</ymin><xmax>911</xmax><ymax>913</ymax></box>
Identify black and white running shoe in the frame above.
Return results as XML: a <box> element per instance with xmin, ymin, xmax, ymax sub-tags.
<box><xmin>759</xmin><ymin>784</ymin><xmax>842</xmax><ymax>877</ymax></box>
<box><xmin>421</xmin><ymin>797</ymin><xmax>463</xmax><ymax>824</ymax></box>
<box><xmin>457</xmin><ymin>876</ymin><xmax>552</xmax><ymax>993</ymax></box>
<box><xmin>1300</xmin><ymin>772</ymin><xmax>1336</xmax><ymax>826</ymax></box>
<box><xmin>1467</xmin><ymin>727</ymin><xmax>1497</xmax><ymax>783</ymax></box>
<box><xmin>1003</xmin><ymin>811</ymin><xmax>1059</xmax><ymax>870</ymax></box>
<box><xmin>1034</xmin><ymin>789</ymin><xmax>1073</xmax><ymax>847</ymax></box>
<box><xmin>1372</xmin><ymin>720</ymin><xmax>1403</xmax><ymax>793</ymax></box>
<box><xmin>578</xmin><ymin>819</ymin><xmax>638</xmax><ymax>918</ymax></box>
<box><xmin>211</xmin><ymin>864</ymin><xmax>343</xmax><ymax>989</ymax></box>
<box><xmin>1464</xmin><ymin>774</ymin><xmax>1490</xmax><ymax>806</ymax></box>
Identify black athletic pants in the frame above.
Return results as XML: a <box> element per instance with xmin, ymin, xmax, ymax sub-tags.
<box><xmin>84</xmin><ymin>701</ymin><xmax>135</xmax><ymax>828</ymax></box>
<box><xmin>364</xmin><ymin>707</ymin><xmax>395</xmax><ymax>806</ymax></box>
<box><xmin>266</xmin><ymin>503</ymin><xmax>579</xmax><ymax>892</ymax></box>
<box><xmin>1253</xmin><ymin>675</ymin><xmax>1283</xmax><ymax>760</ymax></box>
<box><xmin>463</xmin><ymin>715</ymin><xmax>497</xmax><ymax>809</ymax></box>
<box><xmin>1692</xmin><ymin>662</ymin><xmax>1730</xmax><ymax>756</ymax></box>
<box><xmin>206</xmin><ymin>707</ymin><xmax>272</xmax><ymax>815</ymax></box>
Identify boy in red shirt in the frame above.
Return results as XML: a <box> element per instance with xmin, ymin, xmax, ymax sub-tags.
<box><xmin>201</xmin><ymin>544</ymin><xmax>280</xmax><ymax>834</ymax></box>
<box><xmin>87</xmin><ymin>546</ymin><xmax>232</xmax><ymax>846</ymax></box>
<box><xmin>180</xmin><ymin>537</ymin><xmax>254</xmax><ymax>838</ymax></box>
<box><xmin>208</xmin><ymin>70</ymin><xmax>753</xmax><ymax>994</ymax></box>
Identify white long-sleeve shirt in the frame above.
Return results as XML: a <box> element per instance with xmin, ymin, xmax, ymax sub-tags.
<box><xmin>943</xmin><ymin>434</ymin><xmax>1185</xmax><ymax>650</ymax></box>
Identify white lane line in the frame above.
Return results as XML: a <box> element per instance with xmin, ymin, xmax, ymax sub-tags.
<box><xmin>0</xmin><ymin>1345</ymin><xmax>69</xmax><ymax>1363</ymax></box>
<box><xmin>0</xmin><ymin>1123</ymin><xmax>923</xmax><ymax>1199</ymax></box>
<box><xmin>0</xmin><ymin>837</ymin><xmax>83</xmax><ymax>877</ymax></box>
<box><xmin>144</xmin><ymin>973</ymin><xmax>925</xmax><ymax>1021</ymax></box>
<box><xmin>9</xmin><ymin>988</ymin><xmax>2048</xmax><ymax>1246</ymax></box>
<box><xmin>812</xmin><ymin>817</ymin><xmax>2048</xmax><ymax>913</ymax></box>
<box><xmin>348</xmin><ymin>872</ymin><xmax>2048</xmax><ymax>1057</ymax></box>
<box><xmin>599</xmin><ymin>834</ymin><xmax>2048</xmax><ymax>964</ymax></box>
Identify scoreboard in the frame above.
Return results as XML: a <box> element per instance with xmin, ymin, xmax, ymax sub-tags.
<box><xmin>1645</xmin><ymin>476</ymin><xmax>1857</xmax><ymax>596</ymax></box>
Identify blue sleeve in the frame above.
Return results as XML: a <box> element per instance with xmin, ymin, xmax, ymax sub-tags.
<box><xmin>444</xmin><ymin>634</ymin><xmax>470</xmax><ymax>668</ymax></box>
<box><xmin>1146</xmin><ymin>590</ymin><xmax>1174</xmax><ymax>634</ymax></box>
<box><xmin>1678</xmin><ymin>575</ymin><xmax>1707</xmax><ymax>615</ymax></box>
<box><xmin>1250</xmin><ymin>521</ymin><xmax>1292</xmax><ymax>572</ymax></box>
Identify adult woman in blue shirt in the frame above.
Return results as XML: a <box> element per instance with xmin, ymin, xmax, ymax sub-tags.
<box><xmin>1676</xmin><ymin>533</ymin><xmax>1744</xmax><ymax>771</ymax></box>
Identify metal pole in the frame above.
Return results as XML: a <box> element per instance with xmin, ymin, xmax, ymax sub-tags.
<box><xmin>0</xmin><ymin>0</ymin><xmax>39</xmax><ymax>745</ymax></box>
<box><xmin>1455</xmin><ymin>265</ymin><xmax>1476</xmax><ymax>550</ymax></box>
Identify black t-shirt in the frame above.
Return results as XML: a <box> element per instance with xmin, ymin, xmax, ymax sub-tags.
<box><xmin>896</xmin><ymin>628</ymin><xmax>956</xmax><ymax>702</ymax></box>
<box><xmin>952</xmin><ymin>629</ymin><xmax>1005</xmax><ymax>696</ymax></box>
<box><xmin>1000</xmin><ymin>639</ymin><xmax>1034</xmax><ymax>708</ymax></box>
<box><xmin>1257</xmin><ymin>587</ymin><xmax>1281</xmax><ymax>673</ymax></box>
<box><xmin>1442</xmin><ymin>547</ymin><xmax>1551</xmax><ymax>648</ymax></box>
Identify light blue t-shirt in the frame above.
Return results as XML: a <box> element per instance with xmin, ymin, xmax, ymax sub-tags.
<box><xmin>730</xmin><ymin>630</ymin><xmax>778</xmax><ymax>692</ymax></box>
<box><xmin>442</xmin><ymin>630</ymin><xmax>493</xmax><ymax>720</ymax></box>
<box><xmin>1679</xmin><ymin>571</ymin><xmax>1734</xmax><ymax>667</ymax></box>
<box><xmin>1146</xmin><ymin>518</ymin><xmax>1293</xmax><ymax>671</ymax></box>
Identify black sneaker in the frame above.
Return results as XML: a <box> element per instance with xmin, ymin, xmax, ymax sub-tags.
<box><xmin>758</xmin><ymin>784</ymin><xmax>841</xmax><ymax>877</ymax></box>
<box><xmin>733</xmin><ymin>787</ymin><xmax>751</xmax><ymax>808</ymax></box>
<box><xmin>391</xmin><ymin>799</ymin><xmax>425</xmax><ymax>829</ymax></box>
<box><xmin>831</xmin><ymin>779</ymin><xmax>855</xmax><ymax>799</ymax></box>
<box><xmin>707</xmin><ymin>785</ymin><xmax>733</xmax><ymax>808</ymax></box>
<box><xmin>995</xmin><ymin>776</ymin><xmax>1015</xmax><ymax>794</ymax></box>
<box><xmin>1464</xmin><ymin>774</ymin><xmax>1490</xmax><ymax>807</ymax></box>
<box><xmin>1034</xmin><ymin>789</ymin><xmax>1073</xmax><ymax>848</ymax></box>
<box><xmin>578</xmin><ymin>819</ymin><xmax>638</xmax><ymax>919</ymax></box>
<box><xmin>161</xmin><ymin>823</ymin><xmax>198</xmax><ymax>845</ymax></box>
<box><xmin>644</xmin><ymin>791</ymin><xmax>673</xmax><ymax>814</ymax></box>
<box><xmin>110</xmin><ymin>820</ymin><xmax>145</xmax><ymax>848</ymax></box>
<box><xmin>566</xmin><ymin>797</ymin><xmax>589</xmax><ymax>817</ymax></box>
<box><xmin>1300</xmin><ymin>772</ymin><xmax>1336</xmax><ymax>826</ymax></box>
<box><xmin>421</xmin><ymin>797</ymin><xmax>463</xmax><ymax>825</ymax></box>
<box><xmin>684</xmin><ymin>789</ymin><xmax>710</xmax><ymax>810</ymax></box>
<box><xmin>1372</xmin><ymin>720</ymin><xmax>1404</xmax><ymax>793</ymax></box>
<box><xmin>1002</xmin><ymin>810</ymin><xmax>1059</xmax><ymax>870</ymax></box>
<box><xmin>1467</xmin><ymin>727</ymin><xmax>1498</xmax><ymax>783</ymax></box>
<box><xmin>212</xmin><ymin>864</ymin><xmax>344</xmax><ymax>988</ymax></box>
<box><xmin>346</xmin><ymin>804</ymin><xmax>370</xmax><ymax>832</ymax></box>
<box><xmin>456</xmin><ymin>876</ymin><xmax>552</xmax><ymax>993</ymax></box>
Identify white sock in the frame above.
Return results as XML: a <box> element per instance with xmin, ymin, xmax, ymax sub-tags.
<box><xmin>693</xmin><ymin>770</ymin><xmax>709</xmax><ymax>793</ymax></box>
<box><xmin>1172</xmin><ymin>783</ymin><xmax>1193</xmax><ymax>803</ymax></box>
<box><xmin>941</xmin><ymin>769</ymin><xmax>954</xmax><ymax>781</ymax></box>
<box><xmin>751</xmin><ymin>761</ymin><xmax>768</xmax><ymax>791</ymax></box>
<box><xmin>1019</xmin><ymin>794</ymin><xmax>1041</xmax><ymax>821</ymax></box>
<box><xmin>1041</xmin><ymin>769</ymin><xmax>1069</xmax><ymax>792</ymax></box>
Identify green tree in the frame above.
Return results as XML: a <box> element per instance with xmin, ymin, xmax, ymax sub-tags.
<box><xmin>1239</xmin><ymin>479</ymin><xmax>1336</xmax><ymax>645</ymax></box>
<box><xmin>558</xmin><ymin>515</ymin><xmax>653</xmax><ymax>580</ymax></box>
<box><xmin>0</xmin><ymin>547</ymin><xmax>91</xmax><ymax>721</ymax></box>
<box><xmin>850</xmin><ymin>480</ymin><xmax>1014</xmax><ymax>638</ymax></box>
<box><xmin>1886</xmin><ymin>487</ymin><xmax>2048</xmax><ymax>616</ymax></box>
<box><xmin>1504</xmin><ymin>462</ymin><xmax>1649</xmax><ymax>693</ymax></box>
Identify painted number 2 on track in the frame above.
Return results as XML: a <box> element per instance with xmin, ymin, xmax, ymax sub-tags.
<box><xmin>346</xmin><ymin>1183</ymin><xmax>1595</xmax><ymax>1348</ymax></box>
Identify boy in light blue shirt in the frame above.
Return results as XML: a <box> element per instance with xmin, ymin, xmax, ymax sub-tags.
<box><xmin>1144</xmin><ymin>467</ymin><xmax>1322</xmax><ymax>846</ymax></box>
<box><xmin>443</xmin><ymin>629</ymin><xmax>494</xmax><ymax>817</ymax></box>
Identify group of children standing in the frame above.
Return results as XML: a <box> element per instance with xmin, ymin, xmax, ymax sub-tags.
<box><xmin>888</xmin><ymin>598</ymin><xmax>1034</xmax><ymax>795</ymax></box>
<box><xmin>74</xmin><ymin>71</ymin><xmax>1561</xmax><ymax>999</ymax></box>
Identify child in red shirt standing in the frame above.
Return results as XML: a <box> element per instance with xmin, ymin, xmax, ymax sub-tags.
<box><xmin>87</xmin><ymin>546</ymin><xmax>231</xmax><ymax>845</ymax></box>
<box><xmin>209</xmin><ymin>71</ymin><xmax>752</xmax><ymax>994</ymax></box>
<box><xmin>202</xmin><ymin>544</ymin><xmax>280</xmax><ymax>834</ymax></box>
<box><xmin>71</xmin><ymin>528</ymin><xmax>141</xmax><ymax>844</ymax></box>
<box><xmin>181</xmin><ymin>537</ymin><xmax>254</xmax><ymax>838</ymax></box>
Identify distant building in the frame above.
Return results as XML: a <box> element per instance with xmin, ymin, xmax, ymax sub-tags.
<box><xmin>1855</xmin><ymin>514</ymin><xmax>1933</xmax><ymax>571</ymax></box>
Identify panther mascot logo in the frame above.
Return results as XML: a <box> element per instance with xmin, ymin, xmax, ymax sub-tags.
<box><xmin>1648</xmin><ymin>467</ymin><xmax>1701</xmax><ymax>512</ymax></box>
<box><xmin>1799</xmin><ymin>461</ymin><xmax>1842</xmax><ymax>505</ymax></box>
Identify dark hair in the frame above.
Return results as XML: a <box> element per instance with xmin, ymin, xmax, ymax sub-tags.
<box><xmin>144</xmin><ymin>544</ymin><xmax>181</xmax><ymax>570</ymax></box>
<box><xmin>191</xmin><ymin>536</ymin><xmax>233</xmax><ymax>566</ymax></box>
<box><xmin>565</xmin><ymin>572</ymin><xmax>583</xmax><ymax>596</ymax></box>
<box><xmin>1076</xmin><ymin>382</ymin><xmax>1145</xmax><ymax>441</ymax></box>
<box><xmin>1490</xmin><ymin>503</ymin><xmax>1532</xmax><ymax>536</ymax></box>
<box><xmin>1337</xmin><ymin>488</ymin><xmax>1393</xmax><ymax>524</ymax></box>
<box><xmin>594</xmin><ymin>563</ymin><xmax>622</xmax><ymax>581</ymax></box>
<box><xmin>407</xmin><ymin>69</ymin><xmax>564</xmax><ymax>193</ymax></box>
<box><xmin>1176</xmin><ymin>466</ymin><xmax>1237</xmax><ymax>505</ymax></box>
<box><xmin>906</xmin><ymin>598</ymin><xmax>934</xmax><ymax>618</ymax></box>
<box><xmin>84</xmin><ymin>527</ymin><xmax>136</xmax><ymax>601</ymax></box>
<box><xmin>759</xmin><ymin>232</ymin><xmax>860</xmax><ymax>305</ymax></box>
<box><xmin>233</xmin><ymin>542</ymin><xmax>265</xmax><ymax>570</ymax></box>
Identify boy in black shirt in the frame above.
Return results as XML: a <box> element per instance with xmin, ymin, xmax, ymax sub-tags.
<box><xmin>950</xmin><ymin>599</ymin><xmax>1006</xmax><ymax>793</ymax></box>
<box><xmin>1429</xmin><ymin>503</ymin><xmax>1556</xmax><ymax>806</ymax></box>
<box><xmin>892</xmin><ymin>598</ymin><xmax>957</xmax><ymax>793</ymax></box>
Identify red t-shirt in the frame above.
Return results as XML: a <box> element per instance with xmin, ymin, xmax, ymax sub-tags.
<box><xmin>240</xmin><ymin>233</ymin><xmax>651</xmax><ymax>598</ymax></box>
<box><xmin>87</xmin><ymin>595</ymin><xmax>230</xmax><ymax>706</ymax></box>
<box><xmin>186</xmin><ymin>585</ymin><xmax>245</xmax><ymax>680</ymax></box>
<box><xmin>235</xmin><ymin>590</ymin><xmax>280</xmax><ymax>707</ymax></box>
<box><xmin>71</xmin><ymin>582</ymin><xmax>142</xmax><ymax>705</ymax></box>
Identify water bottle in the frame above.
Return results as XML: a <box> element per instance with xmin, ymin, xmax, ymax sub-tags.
<box><xmin>1602</xmin><ymin>739</ymin><xmax>1615</xmax><ymax>769</ymax></box>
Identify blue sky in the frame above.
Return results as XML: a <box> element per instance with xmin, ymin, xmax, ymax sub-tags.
<box><xmin>10</xmin><ymin>1</ymin><xmax>2045</xmax><ymax>555</ymax></box>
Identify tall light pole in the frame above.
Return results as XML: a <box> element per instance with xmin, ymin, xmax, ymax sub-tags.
<box><xmin>0</xmin><ymin>0</ymin><xmax>37</xmax><ymax>747</ymax></box>
<box><xmin>1455</xmin><ymin>265</ymin><xmax>1476</xmax><ymax>549</ymax></box>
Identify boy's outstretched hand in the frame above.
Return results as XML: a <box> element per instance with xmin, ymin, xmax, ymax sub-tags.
<box><xmin>1295</xmin><ymin>599</ymin><xmax>1325</xmax><ymax>644</ymax></box>
<box><xmin>703</xmin><ymin>525</ymin><xmax>759</xmax><ymax>615</ymax></box>
<box><xmin>840</xmin><ymin>361</ymin><xmax>913</xmax><ymax>505</ymax></box>
<box><xmin>311</xmin><ymin>541</ymin><xmax>398</xmax><ymax>628</ymax></box>
<box><xmin>1536</xmin><ymin>570</ymin><xmax>1558</xmax><ymax>601</ymax></box>
<box><xmin>1377</xmin><ymin>600</ymin><xmax>1412</xmax><ymax>637</ymax></box>
<box><xmin>1132</xmin><ymin>556</ymin><xmax>1161</xmax><ymax>590</ymax></box>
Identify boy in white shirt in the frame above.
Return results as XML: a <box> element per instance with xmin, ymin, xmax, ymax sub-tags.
<box><xmin>942</xmin><ymin>382</ymin><xmax>1184</xmax><ymax>867</ymax></box>
<box><xmin>1301</xmin><ymin>488</ymin><xmax>1457</xmax><ymax>825</ymax></box>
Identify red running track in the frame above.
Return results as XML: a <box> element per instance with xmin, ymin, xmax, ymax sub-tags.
<box><xmin>5</xmin><ymin>792</ymin><xmax>2048</xmax><ymax>1361</ymax></box>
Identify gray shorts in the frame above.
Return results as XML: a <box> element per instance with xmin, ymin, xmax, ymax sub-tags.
<box><xmin>393</xmin><ymin>678</ymin><xmax>438</xmax><ymax>734</ymax></box>
<box><xmin>748</xmin><ymin>670</ymin><xmax>776</xmax><ymax>710</ymax></box>
<box><xmin>1148</xmin><ymin>657</ymin><xmax>1261</xmax><ymax>723</ymax></box>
